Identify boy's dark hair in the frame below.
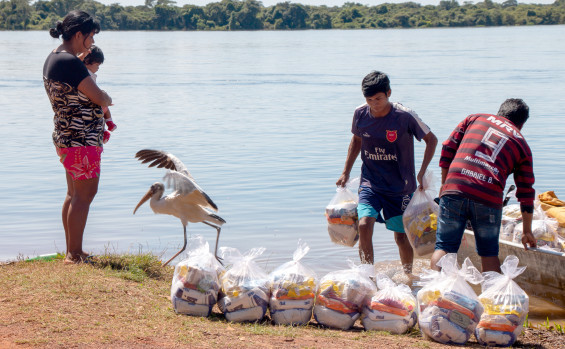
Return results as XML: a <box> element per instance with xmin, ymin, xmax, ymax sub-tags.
<box><xmin>49</xmin><ymin>10</ymin><xmax>100</xmax><ymax>41</ymax></box>
<box><xmin>362</xmin><ymin>71</ymin><xmax>390</xmax><ymax>97</ymax></box>
<box><xmin>83</xmin><ymin>45</ymin><xmax>104</xmax><ymax>65</ymax></box>
<box><xmin>497</xmin><ymin>98</ymin><xmax>530</xmax><ymax>128</ymax></box>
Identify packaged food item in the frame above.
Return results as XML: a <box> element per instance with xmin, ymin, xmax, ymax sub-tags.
<box><xmin>326</xmin><ymin>180</ymin><xmax>359</xmax><ymax>247</ymax></box>
<box><xmin>416</xmin><ymin>254</ymin><xmax>484</xmax><ymax>345</ymax></box>
<box><xmin>217</xmin><ymin>247</ymin><xmax>270</xmax><ymax>323</ymax></box>
<box><xmin>499</xmin><ymin>216</ymin><xmax>517</xmax><ymax>242</ymax></box>
<box><xmin>502</xmin><ymin>204</ymin><xmax>522</xmax><ymax>219</ymax></box>
<box><xmin>314</xmin><ymin>262</ymin><xmax>376</xmax><ymax>330</ymax></box>
<box><xmin>361</xmin><ymin>273</ymin><xmax>417</xmax><ymax>334</ymax></box>
<box><xmin>269</xmin><ymin>240</ymin><xmax>318</xmax><ymax>325</ymax></box>
<box><xmin>170</xmin><ymin>236</ymin><xmax>224</xmax><ymax>317</ymax></box>
<box><xmin>513</xmin><ymin>218</ymin><xmax>559</xmax><ymax>250</ymax></box>
<box><xmin>403</xmin><ymin>170</ymin><xmax>438</xmax><ymax>256</ymax></box>
<box><xmin>475</xmin><ymin>255</ymin><xmax>529</xmax><ymax>347</ymax></box>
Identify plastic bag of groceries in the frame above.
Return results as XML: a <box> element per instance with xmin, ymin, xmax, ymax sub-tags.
<box><xmin>170</xmin><ymin>235</ymin><xmax>224</xmax><ymax>317</ymax></box>
<box><xmin>314</xmin><ymin>260</ymin><xmax>376</xmax><ymax>330</ymax></box>
<box><xmin>505</xmin><ymin>195</ymin><xmax>550</xmax><ymax>220</ymax></box>
<box><xmin>361</xmin><ymin>273</ymin><xmax>417</xmax><ymax>334</ymax></box>
<box><xmin>475</xmin><ymin>255</ymin><xmax>529</xmax><ymax>347</ymax></box>
<box><xmin>326</xmin><ymin>178</ymin><xmax>360</xmax><ymax>247</ymax></box>
<box><xmin>402</xmin><ymin>170</ymin><xmax>438</xmax><ymax>256</ymax></box>
<box><xmin>513</xmin><ymin>216</ymin><xmax>559</xmax><ymax>250</ymax></box>
<box><xmin>500</xmin><ymin>216</ymin><xmax>519</xmax><ymax>242</ymax></box>
<box><xmin>502</xmin><ymin>204</ymin><xmax>522</xmax><ymax>220</ymax></box>
<box><xmin>217</xmin><ymin>247</ymin><xmax>270</xmax><ymax>322</ymax></box>
<box><xmin>417</xmin><ymin>253</ymin><xmax>484</xmax><ymax>345</ymax></box>
<box><xmin>268</xmin><ymin>240</ymin><xmax>318</xmax><ymax>325</ymax></box>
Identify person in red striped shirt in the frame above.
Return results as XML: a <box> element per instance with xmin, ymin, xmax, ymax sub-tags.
<box><xmin>431</xmin><ymin>98</ymin><xmax>537</xmax><ymax>273</ymax></box>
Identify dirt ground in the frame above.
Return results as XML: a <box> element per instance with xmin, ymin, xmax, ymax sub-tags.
<box><xmin>0</xmin><ymin>260</ymin><xmax>563</xmax><ymax>349</ymax></box>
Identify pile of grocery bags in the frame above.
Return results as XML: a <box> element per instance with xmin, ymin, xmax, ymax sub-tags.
<box><xmin>170</xmin><ymin>237</ymin><xmax>530</xmax><ymax>348</ymax></box>
<box><xmin>501</xmin><ymin>192</ymin><xmax>565</xmax><ymax>252</ymax></box>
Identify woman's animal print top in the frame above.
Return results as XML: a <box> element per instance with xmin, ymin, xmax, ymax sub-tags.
<box><xmin>43</xmin><ymin>51</ymin><xmax>104</xmax><ymax>148</ymax></box>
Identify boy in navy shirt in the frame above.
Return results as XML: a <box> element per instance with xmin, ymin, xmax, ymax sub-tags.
<box><xmin>337</xmin><ymin>71</ymin><xmax>437</xmax><ymax>277</ymax></box>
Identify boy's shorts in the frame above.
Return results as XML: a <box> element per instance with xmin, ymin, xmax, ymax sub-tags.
<box><xmin>56</xmin><ymin>146</ymin><xmax>103</xmax><ymax>181</ymax></box>
<box><xmin>357</xmin><ymin>185</ymin><xmax>412</xmax><ymax>233</ymax></box>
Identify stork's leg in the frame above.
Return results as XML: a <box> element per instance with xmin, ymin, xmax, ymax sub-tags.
<box><xmin>203</xmin><ymin>222</ymin><xmax>223</xmax><ymax>265</ymax></box>
<box><xmin>162</xmin><ymin>224</ymin><xmax>188</xmax><ymax>267</ymax></box>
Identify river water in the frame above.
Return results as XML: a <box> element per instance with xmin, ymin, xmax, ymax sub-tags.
<box><xmin>1</xmin><ymin>26</ymin><xmax>564</xmax><ymax>320</ymax></box>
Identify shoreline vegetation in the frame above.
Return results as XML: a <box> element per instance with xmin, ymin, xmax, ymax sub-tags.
<box><xmin>1</xmin><ymin>253</ymin><xmax>564</xmax><ymax>348</ymax></box>
<box><xmin>1</xmin><ymin>0</ymin><xmax>565</xmax><ymax>31</ymax></box>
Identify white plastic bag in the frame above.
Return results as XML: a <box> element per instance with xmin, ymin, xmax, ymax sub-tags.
<box><xmin>217</xmin><ymin>247</ymin><xmax>270</xmax><ymax>322</ymax></box>
<box><xmin>269</xmin><ymin>240</ymin><xmax>318</xmax><ymax>325</ymax></box>
<box><xmin>403</xmin><ymin>170</ymin><xmax>438</xmax><ymax>256</ymax></box>
<box><xmin>314</xmin><ymin>261</ymin><xmax>376</xmax><ymax>330</ymax></box>
<box><xmin>475</xmin><ymin>255</ymin><xmax>529</xmax><ymax>347</ymax></box>
<box><xmin>170</xmin><ymin>235</ymin><xmax>224</xmax><ymax>317</ymax></box>
<box><xmin>361</xmin><ymin>273</ymin><xmax>417</xmax><ymax>334</ymax></box>
<box><xmin>513</xmin><ymin>217</ymin><xmax>559</xmax><ymax>250</ymax></box>
<box><xmin>326</xmin><ymin>179</ymin><xmax>359</xmax><ymax>247</ymax></box>
<box><xmin>500</xmin><ymin>216</ymin><xmax>518</xmax><ymax>242</ymax></box>
<box><xmin>416</xmin><ymin>254</ymin><xmax>484</xmax><ymax>345</ymax></box>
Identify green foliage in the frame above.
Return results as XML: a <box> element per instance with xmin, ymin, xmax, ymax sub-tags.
<box><xmin>1</xmin><ymin>0</ymin><xmax>564</xmax><ymax>30</ymax></box>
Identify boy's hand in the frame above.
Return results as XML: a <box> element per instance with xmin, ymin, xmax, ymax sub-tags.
<box><xmin>336</xmin><ymin>173</ymin><xmax>349</xmax><ymax>187</ymax></box>
<box><xmin>522</xmin><ymin>231</ymin><xmax>537</xmax><ymax>250</ymax></box>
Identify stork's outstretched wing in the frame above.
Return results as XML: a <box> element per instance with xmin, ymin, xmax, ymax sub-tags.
<box><xmin>135</xmin><ymin>149</ymin><xmax>193</xmax><ymax>179</ymax></box>
<box><xmin>164</xmin><ymin>171</ymin><xmax>218</xmax><ymax>211</ymax></box>
<box><xmin>135</xmin><ymin>149</ymin><xmax>218</xmax><ymax>211</ymax></box>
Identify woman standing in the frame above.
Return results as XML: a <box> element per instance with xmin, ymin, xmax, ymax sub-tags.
<box><xmin>43</xmin><ymin>10</ymin><xmax>112</xmax><ymax>264</ymax></box>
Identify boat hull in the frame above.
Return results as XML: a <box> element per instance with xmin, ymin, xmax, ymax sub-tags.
<box><xmin>457</xmin><ymin>230</ymin><xmax>565</xmax><ymax>308</ymax></box>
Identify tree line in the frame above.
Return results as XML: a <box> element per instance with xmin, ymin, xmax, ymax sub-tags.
<box><xmin>2</xmin><ymin>0</ymin><xmax>565</xmax><ymax>30</ymax></box>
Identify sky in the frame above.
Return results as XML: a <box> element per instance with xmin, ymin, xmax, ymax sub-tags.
<box><xmin>93</xmin><ymin>0</ymin><xmax>556</xmax><ymax>7</ymax></box>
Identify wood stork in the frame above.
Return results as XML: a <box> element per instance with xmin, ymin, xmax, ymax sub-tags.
<box><xmin>133</xmin><ymin>149</ymin><xmax>226</xmax><ymax>266</ymax></box>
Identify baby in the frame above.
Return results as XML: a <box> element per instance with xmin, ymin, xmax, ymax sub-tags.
<box><xmin>82</xmin><ymin>45</ymin><xmax>117</xmax><ymax>143</ymax></box>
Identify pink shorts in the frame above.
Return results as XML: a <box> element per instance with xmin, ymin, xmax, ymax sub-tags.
<box><xmin>56</xmin><ymin>146</ymin><xmax>103</xmax><ymax>181</ymax></box>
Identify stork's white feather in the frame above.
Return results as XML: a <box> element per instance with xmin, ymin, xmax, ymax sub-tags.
<box><xmin>163</xmin><ymin>170</ymin><xmax>200</xmax><ymax>195</ymax></box>
<box><xmin>165</xmin><ymin>152</ymin><xmax>193</xmax><ymax>179</ymax></box>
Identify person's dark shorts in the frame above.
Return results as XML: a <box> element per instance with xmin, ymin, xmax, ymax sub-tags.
<box><xmin>357</xmin><ymin>185</ymin><xmax>412</xmax><ymax>233</ymax></box>
<box><xmin>435</xmin><ymin>194</ymin><xmax>502</xmax><ymax>257</ymax></box>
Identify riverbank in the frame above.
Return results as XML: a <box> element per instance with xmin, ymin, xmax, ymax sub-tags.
<box><xmin>0</xmin><ymin>255</ymin><xmax>563</xmax><ymax>348</ymax></box>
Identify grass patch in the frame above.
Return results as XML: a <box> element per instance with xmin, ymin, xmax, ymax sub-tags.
<box><xmin>92</xmin><ymin>252</ymin><xmax>170</xmax><ymax>282</ymax></box>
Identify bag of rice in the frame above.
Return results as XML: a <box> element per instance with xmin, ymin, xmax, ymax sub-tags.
<box><xmin>269</xmin><ymin>240</ymin><xmax>318</xmax><ymax>325</ymax></box>
<box><xmin>326</xmin><ymin>179</ymin><xmax>360</xmax><ymax>247</ymax></box>
<box><xmin>217</xmin><ymin>247</ymin><xmax>270</xmax><ymax>322</ymax></box>
<box><xmin>170</xmin><ymin>235</ymin><xmax>224</xmax><ymax>317</ymax></box>
<box><xmin>475</xmin><ymin>255</ymin><xmax>529</xmax><ymax>347</ymax></box>
<box><xmin>314</xmin><ymin>261</ymin><xmax>376</xmax><ymax>330</ymax></box>
<box><xmin>417</xmin><ymin>254</ymin><xmax>484</xmax><ymax>345</ymax></box>
<box><xmin>403</xmin><ymin>170</ymin><xmax>438</xmax><ymax>256</ymax></box>
<box><xmin>361</xmin><ymin>273</ymin><xmax>417</xmax><ymax>334</ymax></box>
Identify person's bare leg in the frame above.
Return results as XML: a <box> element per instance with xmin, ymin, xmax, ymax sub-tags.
<box><xmin>394</xmin><ymin>232</ymin><xmax>413</xmax><ymax>274</ymax></box>
<box><xmin>62</xmin><ymin>172</ymin><xmax>74</xmax><ymax>256</ymax></box>
<box><xmin>430</xmin><ymin>249</ymin><xmax>448</xmax><ymax>271</ymax></box>
<box><xmin>358</xmin><ymin>217</ymin><xmax>376</xmax><ymax>264</ymax></box>
<box><xmin>481</xmin><ymin>256</ymin><xmax>501</xmax><ymax>273</ymax></box>
<box><xmin>65</xmin><ymin>177</ymin><xmax>99</xmax><ymax>262</ymax></box>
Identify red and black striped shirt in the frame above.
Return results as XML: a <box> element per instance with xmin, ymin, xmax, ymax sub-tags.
<box><xmin>439</xmin><ymin>114</ymin><xmax>535</xmax><ymax>211</ymax></box>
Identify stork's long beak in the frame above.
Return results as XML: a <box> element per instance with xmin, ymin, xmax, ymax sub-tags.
<box><xmin>133</xmin><ymin>188</ymin><xmax>153</xmax><ymax>214</ymax></box>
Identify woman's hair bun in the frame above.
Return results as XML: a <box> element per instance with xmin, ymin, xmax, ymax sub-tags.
<box><xmin>49</xmin><ymin>21</ymin><xmax>63</xmax><ymax>38</ymax></box>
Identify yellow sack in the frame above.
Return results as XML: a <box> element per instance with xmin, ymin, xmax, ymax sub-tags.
<box><xmin>538</xmin><ymin>191</ymin><xmax>565</xmax><ymax>207</ymax></box>
<box><xmin>546</xmin><ymin>207</ymin><xmax>565</xmax><ymax>228</ymax></box>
